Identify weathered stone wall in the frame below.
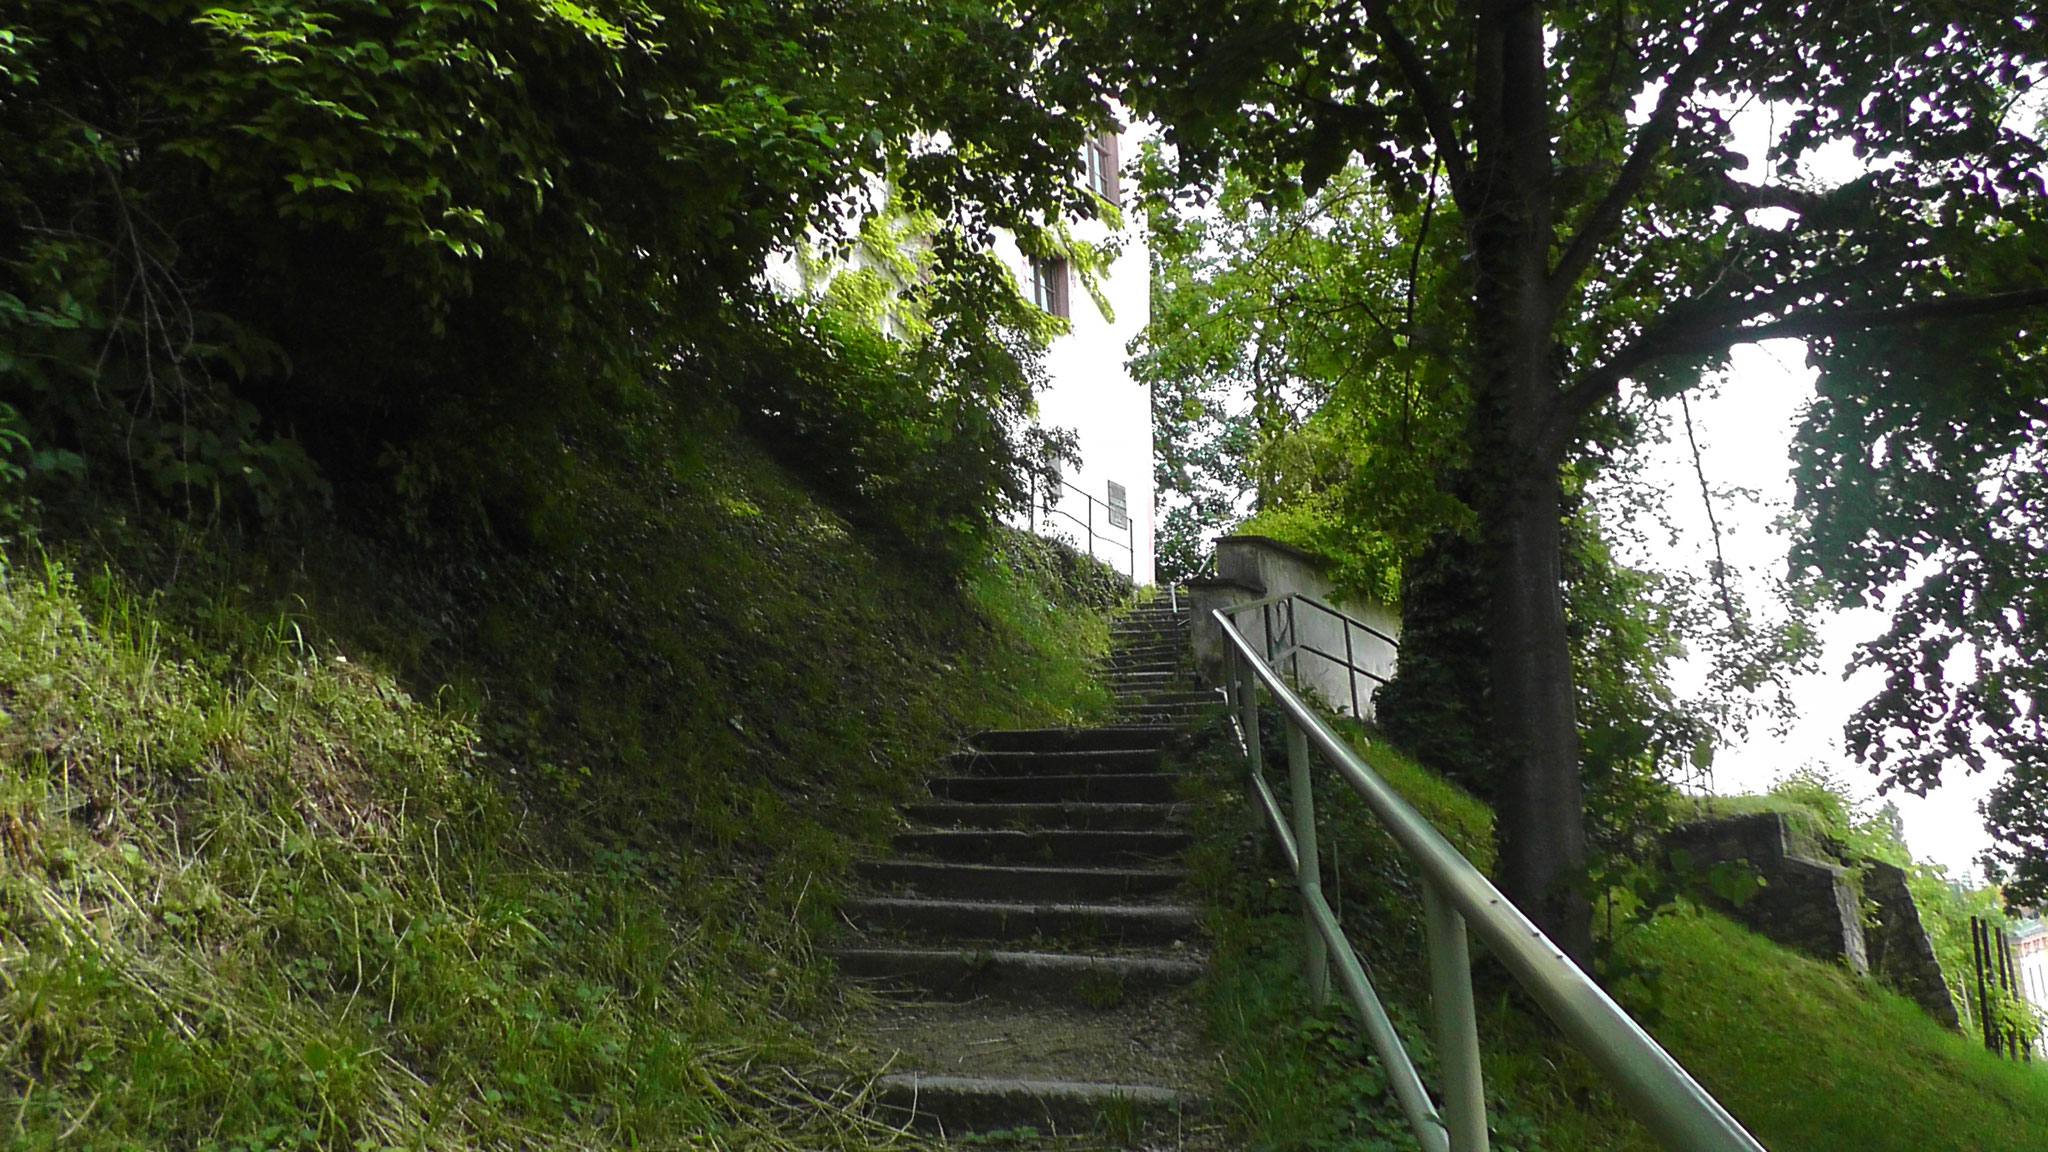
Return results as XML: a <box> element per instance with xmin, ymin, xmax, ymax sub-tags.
<box><xmin>1667</xmin><ymin>812</ymin><xmax>1868</xmax><ymax>974</ymax></box>
<box><xmin>1862</xmin><ymin>860</ymin><xmax>1962</xmax><ymax>1028</ymax></box>
<box><xmin>1664</xmin><ymin>812</ymin><xmax>1960</xmax><ymax>1029</ymax></box>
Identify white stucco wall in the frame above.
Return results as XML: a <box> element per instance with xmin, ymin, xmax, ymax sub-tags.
<box><xmin>760</xmin><ymin>127</ymin><xmax>1156</xmax><ymax>585</ymax></box>
<box><xmin>1188</xmin><ymin>536</ymin><xmax>1401</xmax><ymax>719</ymax></box>
<box><xmin>993</xmin><ymin>135</ymin><xmax>1155</xmax><ymax>585</ymax></box>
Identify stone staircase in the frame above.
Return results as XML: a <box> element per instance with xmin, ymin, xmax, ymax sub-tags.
<box><xmin>834</xmin><ymin>596</ymin><xmax>1223</xmax><ymax>1146</ymax></box>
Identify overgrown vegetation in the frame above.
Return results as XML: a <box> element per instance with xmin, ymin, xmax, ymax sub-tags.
<box><xmin>1188</xmin><ymin>723</ymin><xmax>2048</xmax><ymax>1152</ymax></box>
<box><xmin>0</xmin><ymin>429</ymin><xmax>1122</xmax><ymax>1150</ymax></box>
<box><xmin>1677</xmin><ymin>768</ymin><xmax>2029</xmax><ymax>1041</ymax></box>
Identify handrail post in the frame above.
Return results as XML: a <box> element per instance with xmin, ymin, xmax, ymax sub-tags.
<box><xmin>1288</xmin><ymin>719</ymin><xmax>1329</xmax><ymax>1006</ymax></box>
<box><xmin>1344</xmin><ymin>618</ymin><xmax>1359</xmax><ymax>718</ymax></box>
<box><xmin>1238</xmin><ymin>646</ymin><xmax>1264</xmax><ymax>792</ymax></box>
<box><xmin>1291</xmin><ymin>598</ymin><xmax>1303</xmax><ymax>685</ymax></box>
<box><xmin>1423</xmin><ymin>879</ymin><xmax>1488</xmax><ymax>1152</ymax></box>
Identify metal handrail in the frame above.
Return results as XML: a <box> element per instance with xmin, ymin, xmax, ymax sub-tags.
<box><xmin>1214</xmin><ymin>606</ymin><xmax>1768</xmax><ymax>1152</ymax></box>
<box><xmin>1032</xmin><ymin>475</ymin><xmax>1135</xmax><ymax>579</ymax></box>
<box><xmin>1224</xmin><ymin>592</ymin><xmax>1397</xmax><ymax>719</ymax></box>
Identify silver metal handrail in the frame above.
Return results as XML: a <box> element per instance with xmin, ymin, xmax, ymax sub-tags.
<box><xmin>1224</xmin><ymin>591</ymin><xmax>1398</xmax><ymax>719</ymax></box>
<box><xmin>1214</xmin><ymin>606</ymin><xmax>1768</xmax><ymax>1152</ymax></box>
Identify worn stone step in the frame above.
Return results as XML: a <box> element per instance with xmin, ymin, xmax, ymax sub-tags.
<box><xmin>1109</xmin><ymin>640</ymin><xmax>1184</xmax><ymax>655</ymax></box>
<box><xmin>874</xmin><ymin>1073</ymin><xmax>1188</xmax><ymax>1138</ymax></box>
<box><xmin>842</xmin><ymin>896</ymin><xmax>1200</xmax><ymax>945</ymax></box>
<box><xmin>950</xmin><ymin>748</ymin><xmax>1165</xmax><ymax>776</ymax></box>
<box><xmin>832</xmin><ymin>947</ymin><xmax>1204</xmax><ymax>1002</ymax></box>
<box><xmin>1111</xmin><ymin>629</ymin><xmax>1185</xmax><ymax>645</ymax></box>
<box><xmin>1107</xmin><ymin>670</ymin><xmax>1182</xmax><ymax>686</ymax></box>
<box><xmin>893</xmin><ymin>828</ymin><xmax>1191</xmax><ymax>865</ymax></box>
<box><xmin>1122</xmin><ymin>701</ymin><xmax>1212</xmax><ymax>717</ymax></box>
<box><xmin>1112</xmin><ymin>689</ymin><xmax>1221</xmax><ymax>706</ymax></box>
<box><xmin>1117</xmin><ymin>613</ymin><xmax>1186</xmax><ymax>626</ymax></box>
<box><xmin>969</xmin><ymin>726</ymin><xmax>1177</xmax><ymax>753</ymax></box>
<box><xmin>927</xmin><ymin>772</ymin><xmax>1179</xmax><ymax>804</ymax></box>
<box><xmin>854</xmin><ymin>859</ymin><xmax>1188</xmax><ymax>902</ymax></box>
<box><xmin>905</xmin><ymin>800</ymin><xmax>1184</xmax><ymax>831</ymax></box>
<box><xmin>1103</xmin><ymin>663</ymin><xmax>1186</xmax><ymax>679</ymax></box>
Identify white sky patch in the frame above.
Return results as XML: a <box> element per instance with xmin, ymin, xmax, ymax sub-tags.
<box><xmin>1616</xmin><ymin>345</ymin><xmax>1999</xmax><ymax>881</ymax></box>
<box><xmin>1605</xmin><ymin>95</ymin><xmax>2008</xmax><ymax>879</ymax></box>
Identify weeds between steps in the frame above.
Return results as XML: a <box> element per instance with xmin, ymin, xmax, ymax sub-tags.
<box><xmin>0</xmin><ymin>437</ymin><xmax>1123</xmax><ymax>1150</ymax></box>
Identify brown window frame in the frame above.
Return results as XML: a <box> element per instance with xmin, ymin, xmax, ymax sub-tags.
<box><xmin>1029</xmin><ymin>255</ymin><xmax>1070</xmax><ymax>318</ymax></box>
<box><xmin>1083</xmin><ymin>131</ymin><xmax>1121</xmax><ymax>206</ymax></box>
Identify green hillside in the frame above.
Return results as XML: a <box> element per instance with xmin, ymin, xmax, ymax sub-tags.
<box><xmin>0</xmin><ymin>431</ymin><xmax>1121</xmax><ymax>1151</ymax></box>
<box><xmin>1186</xmin><ymin>729</ymin><xmax>2048</xmax><ymax>1152</ymax></box>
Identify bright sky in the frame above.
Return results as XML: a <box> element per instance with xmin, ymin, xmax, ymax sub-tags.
<box><xmin>1606</xmin><ymin>94</ymin><xmax>2029</xmax><ymax>883</ymax></box>
<box><xmin>1617</xmin><ymin>350</ymin><xmax>1999</xmax><ymax>882</ymax></box>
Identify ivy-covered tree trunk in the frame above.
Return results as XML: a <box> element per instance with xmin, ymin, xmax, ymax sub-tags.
<box><xmin>1484</xmin><ymin>464</ymin><xmax>1592</xmax><ymax>959</ymax></box>
<box><xmin>1461</xmin><ymin>1</ymin><xmax>1593</xmax><ymax>963</ymax></box>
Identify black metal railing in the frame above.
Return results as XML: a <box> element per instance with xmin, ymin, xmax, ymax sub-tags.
<box><xmin>1030</xmin><ymin>475</ymin><xmax>1135</xmax><ymax>580</ymax></box>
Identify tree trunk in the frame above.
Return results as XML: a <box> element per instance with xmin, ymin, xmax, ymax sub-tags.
<box><xmin>1459</xmin><ymin>0</ymin><xmax>1595</xmax><ymax>967</ymax></box>
<box><xmin>1487</xmin><ymin>463</ymin><xmax>1592</xmax><ymax>964</ymax></box>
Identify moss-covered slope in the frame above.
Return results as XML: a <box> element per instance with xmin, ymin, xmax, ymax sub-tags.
<box><xmin>0</xmin><ymin>434</ymin><xmax>1120</xmax><ymax>1150</ymax></box>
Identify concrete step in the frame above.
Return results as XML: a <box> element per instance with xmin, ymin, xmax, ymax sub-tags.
<box><xmin>1109</xmin><ymin>640</ymin><xmax>1184</xmax><ymax>655</ymax></box>
<box><xmin>1114</xmin><ymin>623</ymin><xmax>1196</xmax><ymax>639</ymax></box>
<box><xmin>842</xmin><ymin>896</ymin><xmax>1201</xmax><ymax>945</ymax></box>
<box><xmin>904</xmin><ymin>800</ymin><xmax>1184</xmax><ymax>831</ymax></box>
<box><xmin>1102</xmin><ymin>661</ymin><xmax>1186</xmax><ymax>678</ymax></box>
<box><xmin>927</xmin><ymin>772</ymin><xmax>1179</xmax><ymax>804</ymax></box>
<box><xmin>1112</xmin><ymin>688</ymin><xmax>1220</xmax><ymax>704</ymax></box>
<box><xmin>832</xmin><ymin>947</ymin><xmax>1204</xmax><ymax>1002</ymax></box>
<box><xmin>949</xmin><ymin>748</ymin><xmax>1165</xmax><ymax>776</ymax></box>
<box><xmin>1105</xmin><ymin>664</ymin><xmax>1187</xmax><ymax>680</ymax></box>
<box><xmin>874</xmin><ymin>1073</ymin><xmax>1188</xmax><ymax>1137</ymax></box>
<box><xmin>1114</xmin><ymin>705</ymin><xmax>1211</xmax><ymax>723</ymax></box>
<box><xmin>969</xmin><ymin>726</ymin><xmax>1177</xmax><ymax>753</ymax></box>
<box><xmin>855</xmin><ymin>859</ymin><xmax>1186</xmax><ymax>902</ymax></box>
<box><xmin>893</xmin><ymin>828</ymin><xmax>1191</xmax><ymax>866</ymax></box>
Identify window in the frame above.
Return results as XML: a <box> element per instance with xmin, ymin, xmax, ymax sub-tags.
<box><xmin>1029</xmin><ymin>256</ymin><xmax>1069</xmax><ymax>318</ymax></box>
<box><xmin>1083</xmin><ymin>131</ymin><xmax>1120</xmax><ymax>206</ymax></box>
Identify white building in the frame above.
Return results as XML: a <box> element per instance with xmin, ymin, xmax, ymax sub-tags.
<box><xmin>2014</xmin><ymin>918</ymin><xmax>2048</xmax><ymax>1045</ymax></box>
<box><xmin>765</xmin><ymin>128</ymin><xmax>1156</xmax><ymax>585</ymax></box>
<box><xmin>992</xmin><ymin>129</ymin><xmax>1155</xmax><ymax>586</ymax></box>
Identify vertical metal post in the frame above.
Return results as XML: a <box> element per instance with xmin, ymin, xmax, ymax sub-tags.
<box><xmin>1291</xmin><ymin>599</ymin><xmax>1302</xmax><ymax>685</ymax></box>
<box><xmin>1287</xmin><ymin>719</ymin><xmax>1328</xmax><ymax>1006</ymax></box>
<box><xmin>2002</xmin><ymin>930</ymin><xmax>2022</xmax><ymax>1058</ymax></box>
<box><xmin>1344</xmin><ymin>619</ymin><xmax>1359</xmax><ymax>718</ymax></box>
<box><xmin>1262</xmin><ymin>601</ymin><xmax>1274</xmax><ymax>664</ymax></box>
<box><xmin>1976</xmin><ymin>917</ymin><xmax>1998</xmax><ymax>1052</ymax></box>
<box><xmin>1086</xmin><ymin>494</ymin><xmax>1095</xmax><ymax>559</ymax></box>
<box><xmin>1423</xmin><ymin>879</ymin><xmax>1488</xmax><ymax>1152</ymax></box>
<box><xmin>1239</xmin><ymin>646</ymin><xmax>1264</xmax><ymax>787</ymax></box>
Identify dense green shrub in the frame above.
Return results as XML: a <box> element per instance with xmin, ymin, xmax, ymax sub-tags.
<box><xmin>0</xmin><ymin>0</ymin><xmax>1111</xmax><ymax>557</ymax></box>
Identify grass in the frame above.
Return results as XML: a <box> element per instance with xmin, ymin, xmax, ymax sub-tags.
<box><xmin>0</xmin><ymin>431</ymin><xmax>1122</xmax><ymax>1150</ymax></box>
<box><xmin>1185</xmin><ymin>718</ymin><xmax>2048</xmax><ymax>1152</ymax></box>
<box><xmin>1616</xmin><ymin>906</ymin><xmax>2048</xmax><ymax>1151</ymax></box>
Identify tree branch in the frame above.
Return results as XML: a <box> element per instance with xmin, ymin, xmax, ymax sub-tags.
<box><xmin>1361</xmin><ymin>0</ymin><xmax>1472</xmax><ymax>205</ymax></box>
<box><xmin>1547</xmin><ymin>1</ymin><xmax>1747</xmax><ymax>299</ymax></box>
<box><xmin>1713</xmin><ymin>175</ymin><xmax>1833</xmax><ymax>217</ymax></box>
<box><xmin>1543</xmin><ymin>285</ymin><xmax>2048</xmax><ymax>456</ymax></box>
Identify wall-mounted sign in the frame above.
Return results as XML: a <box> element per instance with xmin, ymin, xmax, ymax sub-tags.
<box><xmin>1106</xmin><ymin>480</ymin><xmax>1129</xmax><ymax>529</ymax></box>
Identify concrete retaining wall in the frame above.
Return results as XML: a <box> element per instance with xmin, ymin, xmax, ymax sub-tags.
<box><xmin>1185</xmin><ymin>536</ymin><xmax>1400</xmax><ymax>719</ymax></box>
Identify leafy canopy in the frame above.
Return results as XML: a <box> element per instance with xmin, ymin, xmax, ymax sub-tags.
<box><xmin>0</xmin><ymin>0</ymin><xmax>1116</xmax><ymax>564</ymax></box>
